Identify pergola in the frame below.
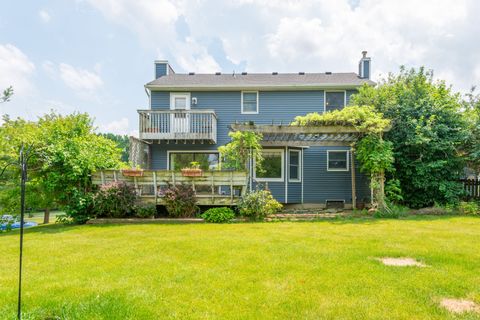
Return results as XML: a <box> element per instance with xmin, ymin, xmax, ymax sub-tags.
<box><xmin>230</xmin><ymin>123</ymin><xmax>373</xmax><ymax>209</ymax></box>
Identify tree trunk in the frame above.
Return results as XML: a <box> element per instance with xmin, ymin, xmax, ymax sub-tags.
<box><xmin>43</xmin><ymin>208</ymin><xmax>50</xmax><ymax>224</ymax></box>
<box><xmin>376</xmin><ymin>171</ymin><xmax>387</xmax><ymax>210</ymax></box>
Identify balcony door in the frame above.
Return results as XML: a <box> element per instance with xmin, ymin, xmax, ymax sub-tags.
<box><xmin>170</xmin><ymin>93</ymin><xmax>191</xmax><ymax>134</ymax></box>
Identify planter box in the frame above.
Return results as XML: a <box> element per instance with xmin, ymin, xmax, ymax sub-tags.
<box><xmin>121</xmin><ymin>169</ymin><xmax>144</xmax><ymax>177</ymax></box>
<box><xmin>181</xmin><ymin>168</ymin><xmax>203</xmax><ymax>177</ymax></box>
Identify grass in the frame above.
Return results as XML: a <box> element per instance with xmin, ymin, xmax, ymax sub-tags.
<box><xmin>1</xmin><ymin>216</ymin><xmax>480</xmax><ymax>319</ymax></box>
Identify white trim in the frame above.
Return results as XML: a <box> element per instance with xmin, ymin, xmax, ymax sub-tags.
<box><xmin>285</xmin><ymin>146</ymin><xmax>288</xmax><ymax>203</ymax></box>
<box><xmin>241</xmin><ymin>91</ymin><xmax>259</xmax><ymax>114</ymax></box>
<box><xmin>167</xmin><ymin>150</ymin><xmax>220</xmax><ymax>170</ymax></box>
<box><xmin>301</xmin><ymin>148</ymin><xmax>304</xmax><ymax>203</ymax></box>
<box><xmin>254</xmin><ymin>149</ymin><xmax>284</xmax><ymax>182</ymax></box>
<box><xmin>288</xmin><ymin>149</ymin><xmax>302</xmax><ymax>182</ymax></box>
<box><xmin>170</xmin><ymin>93</ymin><xmax>191</xmax><ymax>110</ymax></box>
<box><xmin>327</xmin><ymin>150</ymin><xmax>350</xmax><ymax>172</ymax></box>
<box><xmin>324</xmin><ymin>90</ymin><xmax>347</xmax><ymax>112</ymax></box>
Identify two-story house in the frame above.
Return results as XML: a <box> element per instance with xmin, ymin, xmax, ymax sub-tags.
<box><xmin>137</xmin><ymin>52</ymin><xmax>375</xmax><ymax>208</ymax></box>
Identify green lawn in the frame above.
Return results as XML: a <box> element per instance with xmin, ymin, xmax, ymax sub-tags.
<box><xmin>1</xmin><ymin>216</ymin><xmax>480</xmax><ymax>319</ymax></box>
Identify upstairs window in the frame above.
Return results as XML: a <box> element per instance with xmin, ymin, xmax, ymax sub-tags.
<box><xmin>327</xmin><ymin>150</ymin><xmax>349</xmax><ymax>171</ymax></box>
<box><xmin>325</xmin><ymin>91</ymin><xmax>346</xmax><ymax>112</ymax></box>
<box><xmin>241</xmin><ymin>91</ymin><xmax>259</xmax><ymax>114</ymax></box>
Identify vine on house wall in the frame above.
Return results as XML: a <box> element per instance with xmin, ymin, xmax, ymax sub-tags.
<box><xmin>292</xmin><ymin>105</ymin><xmax>394</xmax><ymax>210</ymax></box>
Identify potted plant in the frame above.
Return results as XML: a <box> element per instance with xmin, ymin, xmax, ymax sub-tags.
<box><xmin>181</xmin><ymin>161</ymin><xmax>203</xmax><ymax>177</ymax></box>
<box><xmin>121</xmin><ymin>166</ymin><xmax>144</xmax><ymax>177</ymax></box>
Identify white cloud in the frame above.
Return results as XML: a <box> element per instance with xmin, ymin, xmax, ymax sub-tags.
<box><xmin>83</xmin><ymin>0</ymin><xmax>480</xmax><ymax>92</ymax></box>
<box><xmin>59</xmin><ymin>63</ymin><xmax>103</xmax><ymax>92</ymax></box>
<box><xmin>41</xmin><ymin>60</ymin><xmax>104</xmax><ymax>99</ymax></box>
<box><xmin>100</xmin><ymin>117</ymin><xmax>130</xmax><ymax>135</ymax></box>
<box><xmin>0</xmin><ymin>44</ymin><xmax>35</xmax><ymax>94</ymax></box>
<box><xmin>38</xmin><ymin>9</ymin><xmax>51</xmax><ymax>23</ymax></box>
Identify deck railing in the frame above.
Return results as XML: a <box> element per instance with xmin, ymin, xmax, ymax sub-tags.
<box><xmin>138</xmin><ymin>109</ymin><xmax>217</xmax><ymax>143</ymax></box>
<box><xmin>92</xmin><ymin>170</ymin><xmax>247</xmax><ymax>205</ymax></box>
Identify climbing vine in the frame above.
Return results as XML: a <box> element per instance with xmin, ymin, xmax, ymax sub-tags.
<box><xmin>293</xmin><ymin>105</ymin><xmax>394</xmax><ymax>209</ymax></box>
<box><xmin>218</xmin><ymin>131</ymin><xmax>264</xmax><ymax>171</ymax></box>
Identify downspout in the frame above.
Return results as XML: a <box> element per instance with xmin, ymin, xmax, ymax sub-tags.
<box><xmin>301</xmin><ymin>148</ymin><xmax>304</xmax><ymax>204</ymax></box>
<box><xmin>285</xmin><ymin>146</ymin><xmax>288</xmax><ymax>204</ymax></box>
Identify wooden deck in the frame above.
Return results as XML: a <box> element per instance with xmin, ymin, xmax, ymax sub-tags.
<box><xmin>92</xmin><ymin>170</ymin><xmax>248</xmax><ymax>205</ymax></box>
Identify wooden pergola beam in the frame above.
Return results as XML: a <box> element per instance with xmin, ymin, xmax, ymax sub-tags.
<box><xmin>231</xmin><ymin>124</ymin><xmax>364</xmax><ymax>134</ymax></box>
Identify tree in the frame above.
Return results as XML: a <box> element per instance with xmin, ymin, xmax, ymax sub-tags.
<box><xmin>352</xmin><ymin>67</ymin><xmax>467</xmax><ymax>208</ymax></box>
<box><xmin>0</xmin><ymin>86</ymin><xmax>13</xmax><ymax>103</ymax></box>
<box><xmin>462</xmin><ymin>87</ymin><xmax>480</xmax><ymax>176</ymax></box>
<box><xmin>0</xmin><ymin>112</ymin><xmax>124</xmax><ymax>223</ymax></box>
<box><xmin>99</xmin><ymin>133</ymin><xmax>130</xmax><ymax>163</ymax></box>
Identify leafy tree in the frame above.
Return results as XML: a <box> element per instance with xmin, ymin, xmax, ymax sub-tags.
<box><xmin>0</xmin><ymin>86</ymin><xmax>13</xmax><ymax>103</ymax></box>
<box><xmin>0</xmin><ymin>112</ymin><xmax>124</xmax><ymax>223</ymax></box>
<box><xmin>100</xmin><ymin>133</ymin><xmax>130</xmax><ymax>163</ymax></box>
<box><xmin>352</xmin><ymin>67</ymin><xmax>467</xmax><ymax>208</ymax></box>
<box><xmin>462</xmin><ymin>87</ymin><xmax>480</xmax><ymax>175</ymax></box>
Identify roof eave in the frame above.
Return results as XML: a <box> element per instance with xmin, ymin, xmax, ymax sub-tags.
<box><xmin>144</xmin><ymin>82</ymin><xmax>376</xmax><ymax>91</ymax></box>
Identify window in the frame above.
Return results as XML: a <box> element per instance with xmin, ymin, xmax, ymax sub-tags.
<box><xmin>241</xmin><ymin>91</ymin><xmax>258</xmax><ymax>114</ymax></box>
<box><xmin>327</xmin><ymin>150</ymin><xmax>349</xmax><ymax>171</ymax></box>
<box><xmin>288</xmin><ymin>150</ymin><xmax>301</xmax><ymax>182</ymax></box>
<box><xmin>325</xmin><ymin>91</ymin><xmax>346</xmax><ymax>112</ymax></box>
<box><xmin>255</xmin><ymin>149</ymin><xmax>284</xmax><ymax>181</ymax></box>
<box><xmin>169</xmin><ymin>152</ymin><xmax>219</xmax><ymax>171</ymax></box>
<box><xmin>170</xmin><ymin>93</ymin><xmax>191</xmax><ymax>110</ymax></box>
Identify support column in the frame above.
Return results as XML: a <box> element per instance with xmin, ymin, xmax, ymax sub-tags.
<box><xmin>351</xmin><ymin>147</ymin><xmax>356</xmax><ymax>210</ymax></box>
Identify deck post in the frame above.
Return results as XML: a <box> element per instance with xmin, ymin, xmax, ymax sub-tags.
<box><xmin>100</xmin><ymin>171</ymin><xmax>105</xmax><ymax>185</ymax></box>
<box><xmin>211</xmin><ymin>171</ymin><xmax>215</xmax><ymax>204</ymax></box>
<box><xmin>351</xmin><ymin>148</ymin><xmax>356</xmax><ymax>210</ymax></box>
<box><xmin>230</xmin><ymin>171</ymin><xmax>234</xmax><ymax>204</ymax></box>
<box><xmin>153</xmin><ymin>171</ymin><xmax>158</xmax><ymax>203</ymax></box>
<box><xmin>113</xmin><ymin>171</ymin><xmax>117</xmax><ymax>182</ymax></box>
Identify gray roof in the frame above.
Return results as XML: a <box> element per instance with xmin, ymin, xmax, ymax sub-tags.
<box><xmin>146</xmin><ymin>72</ymin><xmax>375</xmax><ymax>90</ymax></box>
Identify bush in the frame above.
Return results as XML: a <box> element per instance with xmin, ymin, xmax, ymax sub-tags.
<box><xmin>161</xmin><ymin>183</ymin><xmax>198</xmax><ymax>218</ymax></box>
<box><xmin>135</xmin><ymin>204</ymin><xmax>157</xmax><ymax>218</ymax></box>
<box><xmin>458</xmin><ymin>201</ymin><xmax>479</xmax><ymax>215</ymax></box>
<box><xmin>373</xmin><ymin>204</ymin><xmax>409</xmax><ymax>219</ymax></box>
<box><xmin>201</xmin><ymin>207</ymin><xmax>236</xmax><ymax>223</ymax></box>
<box><xmin>59</xmin><ymin>190</ymin><xmax>94</xmax><ymax>224</ymax></box>
<box><xmin>93</xmin><ymin>182</ymin><xmax>137</xmax><ymax>218</ymax></box>
<box><xmin>238</xmin><ymin>189</ymin><xmax>282</xmax><ymax>220</ymax></box>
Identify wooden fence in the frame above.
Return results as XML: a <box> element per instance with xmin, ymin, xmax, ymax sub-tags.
<box><xmin>460</xmin><ymin>178</ymin><xmax>480</xmax><ymax>199</ymax></box>
<box><xmin>92</xmin><ymin>170</ymin><xmax>248</xmax><ymax>205</ymax></box>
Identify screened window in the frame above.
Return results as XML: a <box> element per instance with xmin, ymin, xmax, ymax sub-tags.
<box><xmin>174</xmin><ymin>97</ymin><xmax>187</xmax><ymax>109</ymax></box>
<box><xmin>255</xmin><ymin>149</ymin><xmax>283</xmax><ymax>181</ymax></box>
<box><xmin>242</xmin><ymin>91</ymin><xmax>258</xmax><ymax>113</ymax></box>
<box><xmin>327</xmin><ymin>151</ymin><xmax>349</xmax><ymax>171</ymax></box>
<box><xmin>325</xmin><ymin>91</ymin><xmax>345</xmax><ymax>112</ymax></box>
<box><xmin>169</xmin><ymin>152</ymin><xmax>219</xmax><ymax>171</ymax></box>
<box><xmin>289</xmin><ymin>150</ymin><xmax>301</xmax><ymax>182</ymax></box>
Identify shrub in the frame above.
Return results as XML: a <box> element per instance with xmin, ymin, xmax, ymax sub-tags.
<box><xmin>135</xmin><ymin>204</ymin><xmax>157</xmax><ymax>218</ymax></box>
<box><xmin>93</xmin><ymin>182</ymin><xmax>137</xmax><ymax>218</ymax></box>
<box><xmin>458</xmin><ymin>201</ymin><xmax>479</xmax><ymax>215</ymax></box>
<box><xmin>373</xmin><ymin>204</ymin><xmax>409</xmax><ymax>219</ymax></box>
<box><xmin>201</xmin><ymin>207</ymin><xmax>236</xmax><ymax>223</ymax></box>
<box><xmin>160</xmin><ymin>183</ymin><xmax>198</xmax><ymax>218</ymax></box>
<box><xmin>58</xmin><ymin>190</ymin><xmax>94</xmax><ymax>224</ymax></box>
<box><xmin>238</xmin><ymin>189</ymin><xmax>282</xmax><ymax>220</ymax></box>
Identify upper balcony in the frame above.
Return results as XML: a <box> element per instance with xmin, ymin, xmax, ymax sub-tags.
<box><xmin>138</xmin><ymin>109</ymin><xmax>217</xmax><ymax>144</ymax></box>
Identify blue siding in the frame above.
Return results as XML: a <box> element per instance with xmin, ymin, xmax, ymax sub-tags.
<box><xmin>151</xmin><ymin>91</ymin><xmax>169</xmax><ymax>109</ymax></box>
<box><xmin>155</xmin><ymin>63</ymin><xmax>168</xmax><ymax>79</ymax></box>
<box><xmin>363</xmin><ymin>60</ymin><xmax>370</xmax><ymax>79</ymax></box>
<box><xmin>148</xmin><ymin>89</ymin><xmax>370</xmax><ymax>204</ymax></box>
<box><xmin>346</xmin><ymin>90</ymin><xmax>356</xmax><ymax>105</ymax></box>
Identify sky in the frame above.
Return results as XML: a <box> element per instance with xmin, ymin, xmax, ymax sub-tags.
<box><xmin>1</xmin><ymin>0</ymin><xmax>479</xmax><ymax>136</ymax></box>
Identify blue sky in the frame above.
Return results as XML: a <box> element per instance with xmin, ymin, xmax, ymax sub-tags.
<box><xmin>1</xmin><ymin>0</ymin><xmax>479</xmax><ymax>135</ymax></box>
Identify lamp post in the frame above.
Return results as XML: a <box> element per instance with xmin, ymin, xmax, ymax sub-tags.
<box><xmin>17</xmin><ymin>145</ymin><xmax>29</xmax><ymax>320</ymax></box>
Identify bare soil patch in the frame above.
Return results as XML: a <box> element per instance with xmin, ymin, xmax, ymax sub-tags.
<box><xmin>376</xmin><ymin>257</ymin><xmax>426</xmax><ymax>267</ymax></box>
<box><xmin>440</xmin><ymin>298</ymin><xmax>480</xmax><ymax>314</ymax></box>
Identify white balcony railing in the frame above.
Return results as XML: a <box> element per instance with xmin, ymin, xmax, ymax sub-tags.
<box><xmin>138</xmin><ymin>109</ymin><xmax>217</xmax><ymax>143</ymax></box>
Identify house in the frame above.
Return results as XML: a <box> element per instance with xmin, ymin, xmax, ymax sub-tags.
<box><xmin>135</xmin><ymin>52</ymin><xmax>375</xmax><ymax>208</ymax></box>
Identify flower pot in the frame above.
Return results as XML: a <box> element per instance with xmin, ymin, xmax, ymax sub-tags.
<box><xmin>121</xmin><ymin>169</ymin><xmax>144</xmax><ymax>177</ymax></box>
<box><xmin>181</xmin><ymin>168</ymin><xmax>203</xmax><ymax>177</ymax></box>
